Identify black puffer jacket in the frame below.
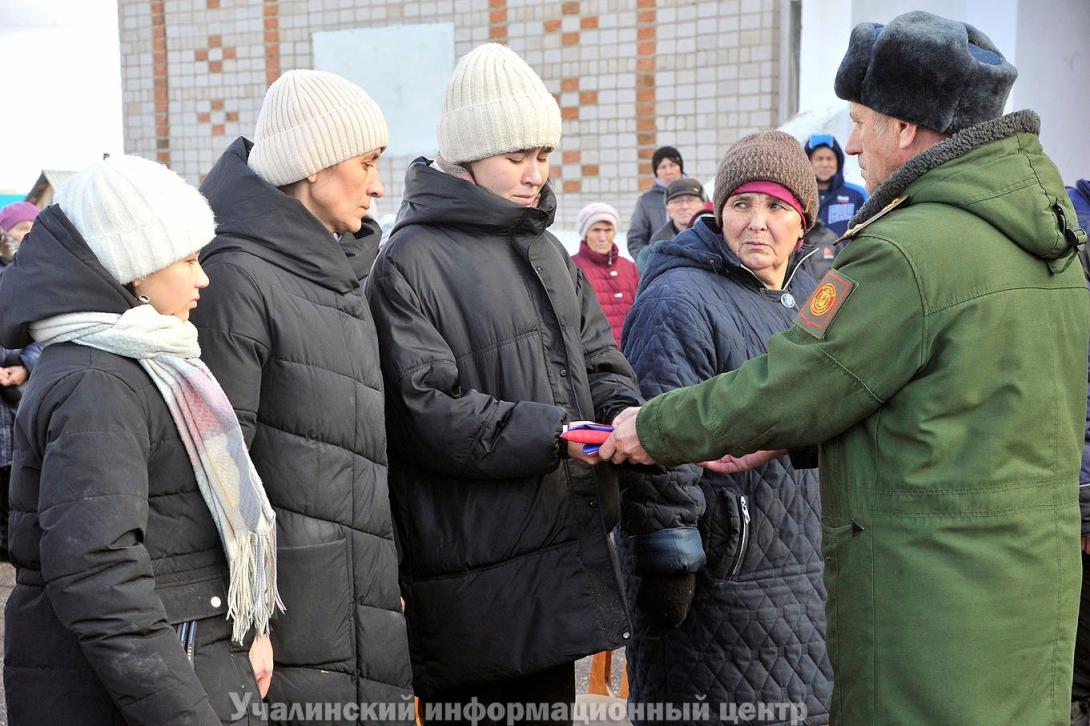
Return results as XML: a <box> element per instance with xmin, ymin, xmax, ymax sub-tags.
<box><xmin>365</xmin><ymin>158</ymin><xmax>642</xmax><ymax>696</ymax></box>
<box><xmin>620</xmin><ymin>219</ymin><xmax>831</xmax><ymax>725</ymax></box>
<box><xmin>191</xmin><ymin>138</ymin><xmax>412</xmax><ymax>720</ymax></box>
<box><xmin>0</xmin><ymin>206</ymin><xmax>261</xmax><ymax>725</ymax></box>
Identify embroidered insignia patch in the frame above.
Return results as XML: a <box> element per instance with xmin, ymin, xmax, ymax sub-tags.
<box><xmin>796</xmin><ymin>269</ymin><xmax>857</xmax><ymax>339</ymax></box>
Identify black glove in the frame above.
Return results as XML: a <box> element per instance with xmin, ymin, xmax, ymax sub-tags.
<box><xmin>636</xmin><ymin>572</ymin><xmax>696</xmax><ymax>629</ymax></box>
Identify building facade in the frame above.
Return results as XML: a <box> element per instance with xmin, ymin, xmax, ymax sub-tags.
<box><xmin>118</xmin><ymin>0</ymin><xmax>789</xmax><ymax>231</ymax></box>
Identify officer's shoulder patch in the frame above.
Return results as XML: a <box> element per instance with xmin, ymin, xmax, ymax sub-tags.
<box><xmin>796</xmin><ymin>269</ymin><xmax>857</xmax><ymax>339</ymax></box>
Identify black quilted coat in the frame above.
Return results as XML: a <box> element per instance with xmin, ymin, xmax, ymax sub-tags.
<box><xmin>0</xmin><ymin>206</ymin><xmax>261</xmax><ymax>725</ymax></box>
<box><xmin>365</xmin><ymin>158</ymin><xmax>643</xmax><ymax>696</ymax></box>
<box><xmin>620</xmin><ymin>220</ymin><xmax>832</xmax><ymax>725</ymax></box>
<box><xmin>191</xmin><ymin>138</ymin><xmax>413</xmax><ymax>722</ymax></box>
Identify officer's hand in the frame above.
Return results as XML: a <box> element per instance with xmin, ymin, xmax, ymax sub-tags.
<box><xmin>599</xmin><ymin>407</ymin><xmax>656</xmax><ymax>465</ymax></box>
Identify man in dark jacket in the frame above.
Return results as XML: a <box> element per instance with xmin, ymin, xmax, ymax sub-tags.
<box><xmin>367</xmin><ymin>43</ymin><xmax>642</xmax><ymax>716</ymax></box>
<box><xmin>191</xmin><ymin>70</ymin><xmax>413</xmax><ymax>722</ymax></box>
<box><xmin>804</xmin><ymin>133</ymin><xmax>867</xmax><ymax>237</ymax></box>
<box><xmin>641</xmin><ymin>177</ymin><xmax>706</xmax><ymax>270</ymax></box>
<box><xmin>627</xmin><ymin>145</ymin><xmax>684</xmax><ymax>261</ymax></box>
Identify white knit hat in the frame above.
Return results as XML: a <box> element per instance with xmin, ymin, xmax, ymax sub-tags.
<box><xmin>248</xmin><ymin>69</ymin><xmax>389</xmax><ymax>186</ymax></box>
<box><xmin>55</xmin><ymin>155</ymin><xmax>216</xmax><ymax>285</ymax></box>
<box><xmin>577</xmin><ymin>203</ymin><xmax>620</xmax><ymax>241</ymax></box>
<box><xmin>437</xmin><ymin>43</ymin><xmax>562</xmax><ymax>164</ymax></box>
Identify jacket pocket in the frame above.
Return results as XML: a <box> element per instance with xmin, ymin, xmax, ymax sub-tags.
<box><xmin>702</xmin><ymin>488</ymin><xmax>751</xmax><ymax>580</ymax></box>
<box><xmin>190</xmin><ymin>618</ymin><xmax>263</xmax><ymax>724</ymax></box>
<box><xmin>271</xmin><ymin>538</ymin><xmax>353</xmax><ymax>667</ymax></box>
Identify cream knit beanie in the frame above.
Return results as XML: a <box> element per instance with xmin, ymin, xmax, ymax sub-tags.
<box><xmin>248</xmin><ymin>69</ymin><xmax>389</xmax><ymax>187</ymax></box>
<box><xmin>577</xmin><ymin>203</ymin><xmax>620</xmax><ymax>241</ymax></box>
<box><xmin>437</xmin><ymin>43</ymin><xmax>562</xmax><ymax>164</ymax></box>
<box><xmin>56</xmin><ymin>155</ymin><xmax>216</xmax><ymax>285</ymax></box>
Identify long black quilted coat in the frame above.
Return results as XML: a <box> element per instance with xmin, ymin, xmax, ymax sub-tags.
<box><xmin>620</xmin><ymin>219</ymin><xmax>832</xmax><ymax>725</ymax></box>
<box><xmin>0</xmin><ymin>206</ymin><xmax>261</xmax><ymax>725</ymax></box>
<box><xmin>191</xmin><ymin>138</ymin><xmax>413</xmax><ymax>722</ymax></box>
<box><xmin>365</xmin><ymin>158</ymin><xmax>643</xmax><ymax>696</ymax></box>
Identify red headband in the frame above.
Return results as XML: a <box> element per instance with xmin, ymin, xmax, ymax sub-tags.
<box><xmin>729</xmin><ymin>181</ymin><xmax>807</xmax><ymax>225</ymax></box>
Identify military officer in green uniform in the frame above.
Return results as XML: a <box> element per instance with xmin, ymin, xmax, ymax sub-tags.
<box><xmin>603</xmin><ymin>11</ymin><xmax>1089</xmax><ymax>725</ymax></box>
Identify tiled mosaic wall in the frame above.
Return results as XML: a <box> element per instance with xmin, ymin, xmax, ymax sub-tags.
<box><xmin>120</xmin><ymin>0</ymin><xmax>783</xmax><ymax>230</ymax></box>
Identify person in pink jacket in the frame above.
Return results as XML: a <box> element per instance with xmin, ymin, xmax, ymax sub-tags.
<box><xmin>571</xmin><ymin>203</ymin><xmax>639</xmax><ymax>347</ymax></box>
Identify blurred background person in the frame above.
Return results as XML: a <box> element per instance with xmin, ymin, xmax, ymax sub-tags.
<box><xmin>627</xmin><ymin>145</ymin><xmax>684</xmax><ymax>262</ymax></box>
<box><xmin>0</xmin><ymin>200</ymin><xmax>40</xmax><ymax>561</ymax></box>
<box><xmin>0</xmin><ymin>201</ymin><xmax>40</xmax><ymax>261</ymax></box>
<box><xmin>571</xmin><ymin>202</ymin><xmax>638</xmax><ymax>347</ymax></box>
<box><xmin>804</xmin><ymin>133</ymin><xmax>867</xmax><ymax>238</ymax></box>
<box><xmin>641</xmin><ymin>177</ymin><xmax>707</xmax><ymax>270</ymax></box>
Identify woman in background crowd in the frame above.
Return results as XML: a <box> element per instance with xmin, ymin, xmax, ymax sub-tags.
<box><xmin>571</xmin><ymin>202</ymin><xmax>638</xmax><ymax>347</ymax></box>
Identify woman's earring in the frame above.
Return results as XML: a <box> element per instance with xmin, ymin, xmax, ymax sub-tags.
<box><xmin>138</xmin><ymin>295</ymin><xmax>150</xmax><ymax>304</ymax></box>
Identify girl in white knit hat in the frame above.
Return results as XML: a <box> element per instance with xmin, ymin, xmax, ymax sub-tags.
<box><xmin>366</xmin><ymin>43</ymin><xmax>643</xmax><ymax>723</ymax></box>
<box><xmin>0</xmin><ymin>154</ymin><xmax>279</xmax><ymax>725</ymax></box>
<box><xmin>191</xmin><ymin>70</ymin><xmax>413</xmax><ymax>717</ymax></box>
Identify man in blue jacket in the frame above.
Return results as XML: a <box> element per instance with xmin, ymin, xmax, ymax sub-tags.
<box><xmin>804</xmin><ymin>133</ymin><xmax>867</xmax><ymax>237</ymax></box>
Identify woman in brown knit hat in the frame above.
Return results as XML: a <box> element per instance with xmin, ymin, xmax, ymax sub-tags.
<box><xmin>619</xmin><ymin>131</ymin><xmax>831</xmax><ymax>724</ymax></box>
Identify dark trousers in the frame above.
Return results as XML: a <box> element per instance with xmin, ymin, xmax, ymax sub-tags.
<box><xmin>420</xmin><ymin>662</ymin><xmax>576</xmax><ymax>726</ymax></box>
<box><xmin>1074</xmin><ymin>551</ymin><xmax>1090</xmax><ymax>723</ymax></box>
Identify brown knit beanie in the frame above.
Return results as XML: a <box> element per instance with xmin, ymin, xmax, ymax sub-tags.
<box><xmin>713</xmin><ymin>131</ymin><xmax>818</xmax><ymax>229</ymax></box>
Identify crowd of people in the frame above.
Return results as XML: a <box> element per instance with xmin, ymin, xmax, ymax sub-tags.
<box><xmin>0</xmin><ymin>8</ymin><xmax>1086</xmax><ymax>726</ymax></box>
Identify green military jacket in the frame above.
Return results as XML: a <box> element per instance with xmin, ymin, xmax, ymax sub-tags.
<box><xmin>638</xmin><ymin>111</ymin><xmax>1089</xmax><ymax>725</ymax></box>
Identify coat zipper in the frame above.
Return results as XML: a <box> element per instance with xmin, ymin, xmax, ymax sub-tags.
<box><xmin>177</xmin><ymin>620</ymin><xmax>197</xmax><ymax>664</ymax></box>
<box><xmin>782</xmin><ymin>246</ymin><xmax>819</xmax><ymax>290</ymax></box>
<box><xmin>727</xmin><ymin>495</ymin><xmax>751</xmax><ymax>578</ymax></box>
<box><xmin>738</xmin><ymin>246</ymin><xmax>818</xmax><ymax>295</ymax></box>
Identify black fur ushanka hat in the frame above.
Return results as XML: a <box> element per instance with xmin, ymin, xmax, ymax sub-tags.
<box><xmin>834</xmin><ymin>10</ymin><xmax>1017</xmax><ymax>135</ymax></box>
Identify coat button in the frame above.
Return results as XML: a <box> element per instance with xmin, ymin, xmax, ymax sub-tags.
<box><xmin>610</xmin><ymin>270</ymin><xmax>618</xmax><ymax>277</ymax></box>
<box><xmin>622</xmin><ymin>631</ymin><xmax>631</xmax><ymax>639</ymax></box>
<box><xmin>559</xmin><ymin>368</ymin><xmax>568</xmax><ymax>377</ymax></box>
<box><xmin>210</xmin><ymin>596</ymin><xmax>222</xmax><ymax>608</ymax></box>
<box><xmin>614</xmin><ymin>292</ymin><xmax>623</xmax><ymax>298</ymax></box>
